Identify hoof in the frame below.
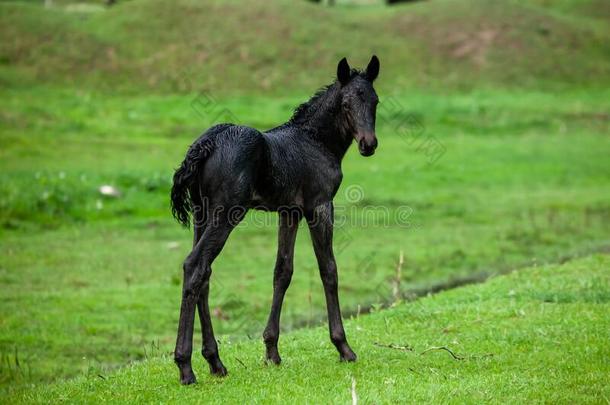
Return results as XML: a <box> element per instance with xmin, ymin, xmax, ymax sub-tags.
<box><xmin>179</xmin><ymin>370</ymin><xmax>197</xmax><ymax>385</ymax></box>
<box><xmin>266</xmin><ymin>354</ymin><xmax>282</xmax><ymax>365</ymax></box>
<box><xmin>209</xmin><ymin>361</ymin><xmax>228</xmax><ymax>377</ymax></box>
<box><xmin>265</xmin><ymin>347</ymin><xmax>282</xmax><ymax>365</ymax></box>
<box><xmin>340</xmin><ymin>349</ymin><xmax>357</xmax><ymax>362</ymax></box>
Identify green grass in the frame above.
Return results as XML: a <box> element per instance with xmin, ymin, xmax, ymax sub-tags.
<box><xmin>1</xmin><ymin>85</ymin><xmax>609</xmax><ymax>389</ymax></box>
<box><xmin>1</xmin><ymin>0</ymin><xmax>609</xmax><ymax>400</ymax></box>
<box><xmin>6</xmin><ymin>254</ymin><xmax>609</xmax><ymax>403</ymax></box>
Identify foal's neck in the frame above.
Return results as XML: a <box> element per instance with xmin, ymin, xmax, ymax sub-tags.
<box><xmin>290</xmin><ymin>83</ymin><xmax>352</xmax><ymax>161</ymax></box>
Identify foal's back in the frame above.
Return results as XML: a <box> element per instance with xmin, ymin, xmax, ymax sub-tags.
<box><xmin>192</xmin><ymin>122</ymin><xmax>339</xmax><ymax>211</ymax></box>
<box><xmin>192</xmin><ymin>123</ymin><xmax>267</xmax><ymax>207</ymax></box>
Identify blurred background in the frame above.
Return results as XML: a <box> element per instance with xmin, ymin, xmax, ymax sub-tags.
<box><xmin>1</xmin><ymin>0</ymin><xmax>609</xmax><ymax>391</ymax></box>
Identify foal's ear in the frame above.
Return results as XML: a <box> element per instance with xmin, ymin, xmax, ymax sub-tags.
<box><xmin>365</xmin><ymin>55</ymin><xmax>380</xmax><ymax>82</ymax></box>
<box><xmin>337</xmin><ymin>57</ymin><xmax>351</xmax><ymax>85</ymax></box>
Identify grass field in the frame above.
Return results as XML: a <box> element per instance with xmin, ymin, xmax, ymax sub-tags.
<box><xmin>6</xmin><ymin>254</ymin><xmax>610</xmax><ymax>403</ymax></box>
<box><xmin>1</xmin><ymin>0</ymin><xmax>609</xmax><ymax>401</ymax></box>
<box><xmin>2</xmin><ymin>86</ymin><xmax>609</xmax><ymax>392</ymax></box>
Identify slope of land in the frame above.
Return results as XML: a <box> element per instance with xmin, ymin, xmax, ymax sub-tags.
<box><xmin>1</xmin><ymin>0</ymin><xmax>609</xmax><ymax>94</ymax></box>
<box><xmin>7</xmin><ymin>254</ymin><xmax>609</xmax><ymax>403</ymax></box>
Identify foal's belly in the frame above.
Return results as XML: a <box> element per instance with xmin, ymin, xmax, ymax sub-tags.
<box><xmin>249</xmin><ymin>176</ymin><xmax>340</xmax><ymax>213</ymax></box>
<box><xmin>248</xmin><ymin>187</ymin><xmax>306</xmax><ymax>212</ymax></box>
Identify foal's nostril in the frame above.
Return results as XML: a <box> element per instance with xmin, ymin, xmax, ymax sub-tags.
<box><xmin>357</xmin><ymin>134</ymin><xmax>377</xmax><ymax>155</ymax></box>
<box><xmin>360</xmin><ymin>137</ymin><xmax>377</xmax><ymax>150</ymax></box>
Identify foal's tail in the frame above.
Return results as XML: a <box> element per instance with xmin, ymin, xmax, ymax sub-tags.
<box><xmin>171</xmin><ymin>125</ymin><xmax>228</xmax><ymax>227</ymax></box>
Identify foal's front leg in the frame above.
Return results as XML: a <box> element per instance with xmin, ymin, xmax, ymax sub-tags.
<box><xmin>307</xmin><ymin>202</ymin><xmax>357</xmax><ymax>361</ymax></box>
<box><xmin>263</xmin><ymin>210</ymin><xmax>301</xmax><ymax>364</ymax></box>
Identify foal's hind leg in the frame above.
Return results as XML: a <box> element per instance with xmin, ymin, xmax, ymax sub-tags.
<box><xmin>174</xmin><ymin>209</ymin><xmax>244</xmax><ymax>384</ymax></box>
<box><xmin>174</xmin><ymin>234</ymin><xmax>206</xmax><ymax>385</ymax></box>
<box><xmin>197</xmin><ymin>281</ymin><xmax>225</xmax><ymax>375</ymax></box>
<box><xmin>191</xmin><ymin>202</ymin><xmax>227</xmax><ymax>374</ymax></box>
<box><xmin>263</xmin><ymin>210</ymin><xmax>301</xmax><ymax>364</ymax></box>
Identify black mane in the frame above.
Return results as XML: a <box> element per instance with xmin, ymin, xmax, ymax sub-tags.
<box><xmin>288</xmin><ymin>69</ymin><xmax>365</xmax><ymax>127</ymax></box>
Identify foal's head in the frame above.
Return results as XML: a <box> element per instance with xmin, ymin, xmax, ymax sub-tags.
<box><xmin>337</xmin><ymin>56</ymin><xmax>380</xmax><ymax>157</ymax></box>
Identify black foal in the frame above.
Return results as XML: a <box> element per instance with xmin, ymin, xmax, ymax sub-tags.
<box><xmin>171</xmin><ymin>56</ymin><xmax>380</xmax><ymax>384</ymax></box>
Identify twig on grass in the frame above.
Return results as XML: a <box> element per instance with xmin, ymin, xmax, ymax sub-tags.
<box><xmin>14</xmin><ymin>347</ymin><xmax>19</xmax><ymax>369</ymax></box>
<box><xmin>407</xmin><ymin>367</ymin><xmax>422</xmax><ymax>376</ymax></box>
<box><xmin>374</xmin><ymin>342</ymin><xmax>493</xmax><ymax>361</ymax></box>
<box><xmin>373</xmin><ymin>342</ymin><xmax>414</xmax><ymax>352</ymax></box>
<box><xmin>235</xmin><ymin>357</ymin><xmax>247</xmax><ymax>369</ymax></box>
<box><xmin>420</xmin><ymin>346</ymin><xmax>463</xmax><ymax>360</ymax></box>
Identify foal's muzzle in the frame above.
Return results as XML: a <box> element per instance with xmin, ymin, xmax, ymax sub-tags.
<box><xmin>358</xmin><ymin>133</ymin><xmax>378</xmax><ymax>157</ymax></box>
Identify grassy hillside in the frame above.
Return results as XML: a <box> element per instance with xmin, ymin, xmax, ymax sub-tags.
<box><xmin>1</xmin><ymin>0</ymin><xmax>610</xmax><ymax>94</ymax></box>
<box><xmin>7</xmin><ymin>254</ymin><xmax>609</xmax><ymax>403</ymax></box>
